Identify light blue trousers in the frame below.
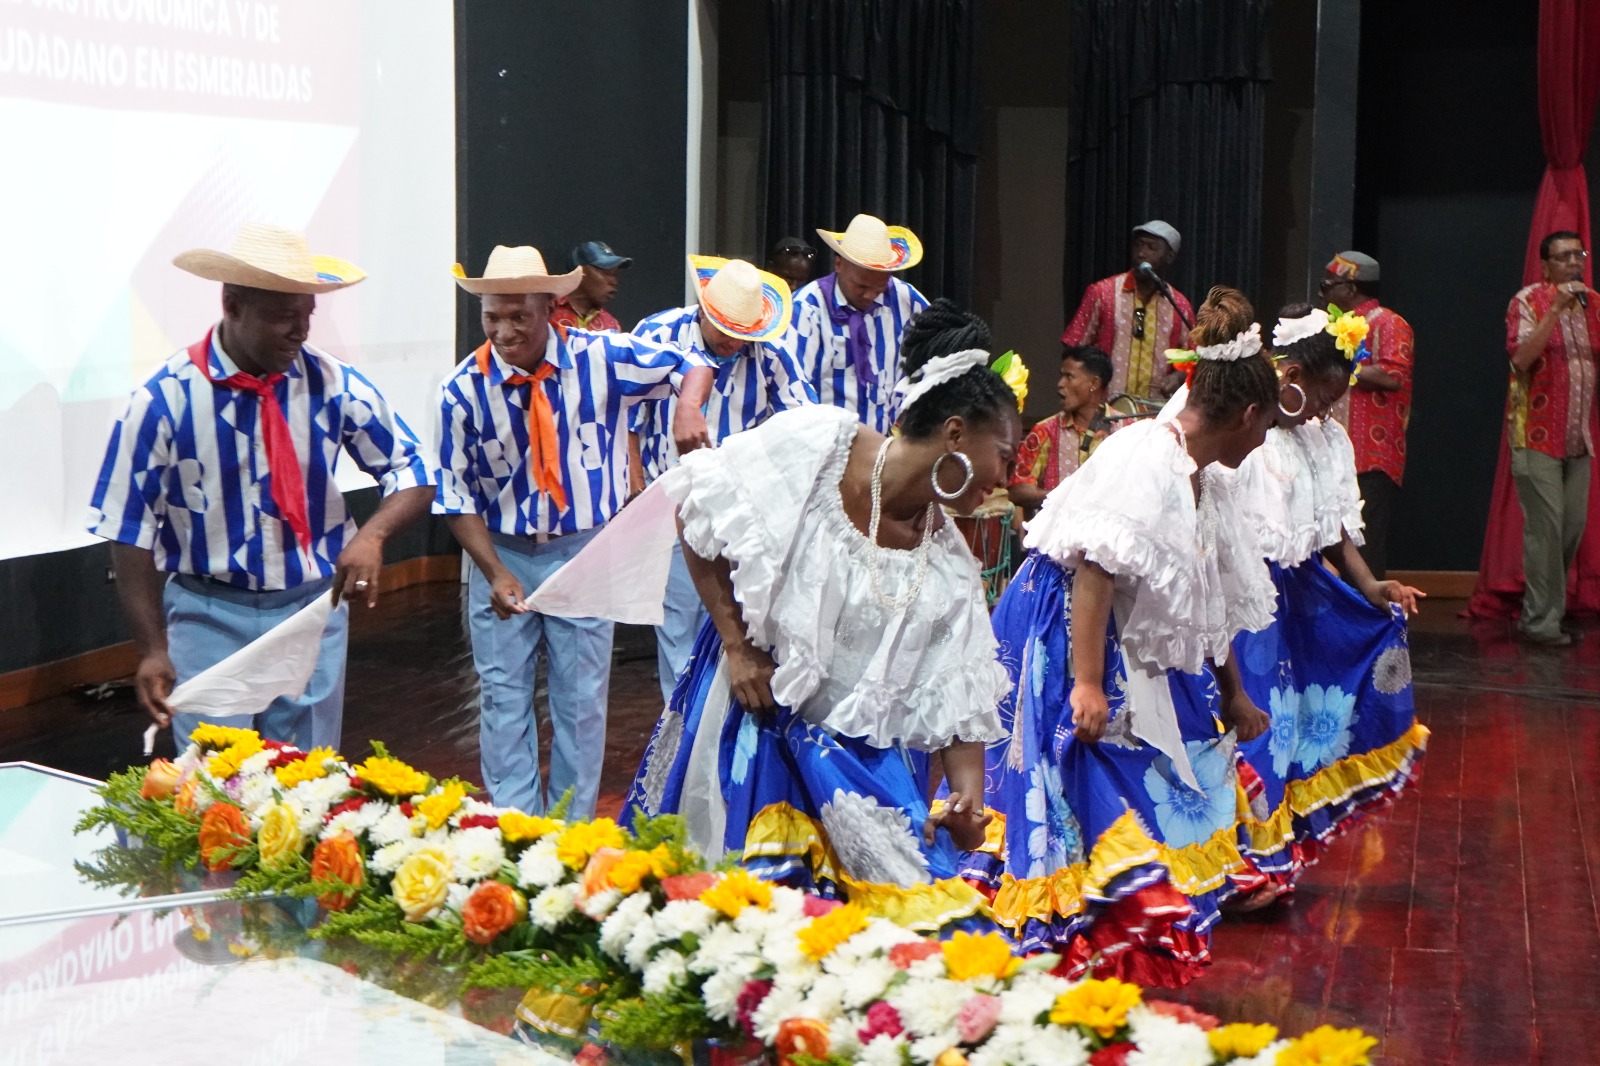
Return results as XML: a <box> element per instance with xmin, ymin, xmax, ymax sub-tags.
<box><xmin>653</xmin><ymin>541</ymin><xmax>709</xmax><ymax>704</ymax></box>
<box><xmin>165</xmin><ymin>575</ymin><xmax>349</xmax><ymax>752</ymax></box>
<box><xmin>468</xmin><ymin>529</ymin><xmax>613</xmax><ymax>817</ymax></box>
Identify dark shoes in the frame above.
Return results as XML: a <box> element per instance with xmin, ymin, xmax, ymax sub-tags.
<box><xmin>1521</xmin><ymin>628</ymin><xmax>1573</xmax><ymax>647</ymax></box>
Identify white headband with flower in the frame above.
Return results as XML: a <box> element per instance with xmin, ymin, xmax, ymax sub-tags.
<box><xmin>892</xmin><ymin>348</ymin><xmax>991</xmax><ymax>414</ymax></box>
<box><xmin>1271</xmin><ymin>308</ymin><xmax>1330</xmax><ymax>350</ymax></box>
<box><xmin>1196</xmin><ymin>322</ymin><xmax>1263</xmax><ymax>363</ymax></box>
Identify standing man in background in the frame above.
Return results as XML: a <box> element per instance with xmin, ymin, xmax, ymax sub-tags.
<box><xmin>1322</xmin><ymin>250</ymin><xmax>1414</xmax><ymax>579</ymax></box>
<box><xmin>789</xmin><ymin>213</ymin><xmax>926</xmax><ymax>434</ymax></box>
<box><xmin>765</xmin><ymin>235</ymin><xmax>817</xmax><ymax>292</ymax></box>
<box><xmin>1062</xmin><ymin>220</ymin><xmax>1192</xmax><ymax>402</ymax></box>
<box><xmin>436</xmin><ymin>244</ymin><xmax>713</xmax><ymax>817</ymax></box>
<box><xmin>88</xmin><ymin>223</ymin><xmax>436</xmax><ymax>752</ymax></box>
<box><xmin>1501</xmin><ymin>231</ymin><xmax>1599</xmax><ymax>646</ymax></box>
<box><xmin>631</xmin><ymin>256</ymin><xmax>816</xmax><ymax>702</ymax></box>
<box><xmin>551</xmin><ymin>240</ymin><xmax>631</xmax><ymax>333</ymax></box>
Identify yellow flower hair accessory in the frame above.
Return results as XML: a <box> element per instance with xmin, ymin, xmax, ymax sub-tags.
<box><xmin>990</xmin><ymin>350</ymin><xmax>1029</xmax><ymax>411</ymax></box>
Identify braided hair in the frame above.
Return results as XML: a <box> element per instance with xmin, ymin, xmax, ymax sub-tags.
<box><xmin>1187</xmin><ymin>286</ymin><xmax>1277</xmax><ymax>424</ymax></box>
<box><xmin>1272</xmin><ymin>302</ymin><xmax>1351</xmax><ymax>383</ymax></box>
<box><xmin>897</xmin><ymin>298</ymin><xmax>1019</xmax><ymax>439</ymax></box>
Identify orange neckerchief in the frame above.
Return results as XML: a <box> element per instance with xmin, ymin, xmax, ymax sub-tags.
<box><xmin>475</xmin><ymin>340</ymin><xmax>568</xmax><ymax>513</ymax></box>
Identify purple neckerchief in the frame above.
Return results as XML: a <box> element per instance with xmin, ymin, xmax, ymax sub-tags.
<box><xmin>817</xmin><ymin>273</ymin><xmax>882</xmax><ymax>385</ymax></box>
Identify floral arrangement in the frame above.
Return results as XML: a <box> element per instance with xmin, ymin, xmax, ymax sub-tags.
<box><xmin>76</xmin><ymin>729</ymin><xmax>1377</xmax><ymax>1066</ymax></box>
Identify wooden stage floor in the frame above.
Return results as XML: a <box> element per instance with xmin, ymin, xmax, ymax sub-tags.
<box><xmin>3</xmin><ymin>583</ymin><xmax>1594</xmax><ymax>1065</ymax></box>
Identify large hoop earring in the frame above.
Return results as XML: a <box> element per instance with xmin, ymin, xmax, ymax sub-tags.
<box><xmin>1278</xmin><ymin>382</ymin><xmax>1307</xmax><ymax>419</ymax></box>
<box><xmin>932</xmin><ymin>451</ymin><xmax>975</xmax><ymax>502</ymax></box>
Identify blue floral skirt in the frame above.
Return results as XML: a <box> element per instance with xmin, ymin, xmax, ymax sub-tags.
<box><xmin>623</xmin><ymin>622</ymin><xmax>993</xmax><ymax>934</ymax></box>
<box><xmin>1231</xmin><ymin>556</ymin><xmax>1427</xmax><ymax>886</ymax></box>
<box><xmin>968</xmin><ymin>552</ymin><xmax>1255</xmax><ymax>985</ymax></box>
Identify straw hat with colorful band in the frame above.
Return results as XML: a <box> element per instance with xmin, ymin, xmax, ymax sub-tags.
<box><xmin>815</xmin><ymin>213</ymin><xmax>923</xmax><ymax>272</ymax></box>
<box><xmin>453</xmin><ymin>245</ymin><xmax>584</xmax><ymax>297</ymax></box>
<box><xmin>689</xmin><ymin>255</ymin><xmax>792</xmax><ymax>344</ymax></box>
<box><xmin>173</xmin><ymin>222</ymin><xmax>365</xmax><ymax>294</ymax></box>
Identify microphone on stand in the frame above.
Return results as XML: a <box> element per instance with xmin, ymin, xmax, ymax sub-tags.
<box><xmin>1135</xmin><ymin>261</ymin><xmax>1194</xmax><ymax>329</ymax></box>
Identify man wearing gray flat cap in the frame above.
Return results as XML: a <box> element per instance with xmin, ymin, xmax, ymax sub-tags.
<box><xmin>1062</xmin><ymin>219</ymin><xmax>1192</xmax><ymax>402</ymax></box>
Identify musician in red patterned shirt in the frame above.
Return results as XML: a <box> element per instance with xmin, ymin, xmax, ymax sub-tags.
<box><xmin>1321</xmin><ymin>251</ymin><xmax>1414</xmax><ymax>579</ymax></box>
<box><xmin>550</xmin><ymin>240</ymin><xmax>631</xmax><ymax>333</ymax></box>
<box><xmin>1502</xmin><ymin>231</ymin><xmax>1600</xmax><ymax>646</ymax></box>
<box><xmin>1008</xmin><ymin>345</ymin><xmax>1115</xmax><ymax>516</ymax></box>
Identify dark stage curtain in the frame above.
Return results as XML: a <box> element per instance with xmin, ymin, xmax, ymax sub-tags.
<box><xmin>762</xmin><ymin>0</ymin><xmax>980</xmax><ymax>303</ymax></box>
<box><xmin>1066</xmin><ymin>0</ymin><xmax>1272</xmax><ymax>310</ymax></box>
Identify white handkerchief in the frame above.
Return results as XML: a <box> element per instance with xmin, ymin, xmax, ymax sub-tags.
<box><xmin>522</xmin><ymin>479</ymin><xmax>680</xmax><ymax>625</ymax></box>
<box><xmin>168</xmin><ymin>594</ymin><xmax>338</xmax><ymax>719</ymax></box>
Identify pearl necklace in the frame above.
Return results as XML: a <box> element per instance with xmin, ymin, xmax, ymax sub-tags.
<box><xmin>1168</xmin><ymin>419</ymin><xmax>1220</xmax><ymax>558</ymax></box>
<box><xmin>866</xmin><ymin>437</ymin><xmax>936</xmax><ymax>613</ymax></box>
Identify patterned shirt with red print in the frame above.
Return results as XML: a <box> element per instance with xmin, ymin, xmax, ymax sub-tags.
<box><xmin>1062</xmin><ymin>273</ymin><xmax>1191</xmax><ymax>401</ymax></box>
<box><xmin>1328</xmin><ymin>299</ymin><xmax>1414</xmax><ymax>485</ymax></box>
<box><xmin>550</xmin><ymin>297</ymin><xmax>622</xmax><ymax>334</ymax></box>
<box><xmin>1009</xmin><ymin>408</ymin><xmax>1115</xmax><ymax>495</ymax></box>
<box><xmin>1504</xmin><ymin>282</ymin><xmax>1600</xmax><ymax>459</ymax></box>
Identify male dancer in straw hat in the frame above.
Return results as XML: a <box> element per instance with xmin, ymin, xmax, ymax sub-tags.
<box><xmin>630</xmin><ymin>256</ymin><xmax>818</xmax><ymax>701</ymax></box>
<box><xmin>1062</xmin><ymin>220</ymin><xmax>1193</xmax><ymax>403</ymax></box>
<box><xmin>436</xmin><ymin>245</ymin><xmax>715</xmax><ymax>816</ymax></box>
<box><xmin>88</xmin><ymin>222</ymin><xmax>436</xmax><ymax>752</ymax></box>
<box><xmin>790</xmin><ymin>213</ymin><xmax>927</xmax><ymax>434</ymax></box>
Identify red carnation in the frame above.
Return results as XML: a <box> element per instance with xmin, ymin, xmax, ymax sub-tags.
<box><xmin>888</xmin><ymin>940</ymin><xmax>942</xmax><ymax>968</ymax></box>
<box><xmin>857</xmin><ymin>1001</ymin><xmax>904</xmax><ymax>1043</ymax></box>
<box><xmin>322</xmin><ymin>796</ymin><xmax>370</xmax><ymax>824</ymax></box>
<box><xmin>400</xmin><ymin>802</ymin><xmax>415</xmax><ymax>818</ymax></box>
<box><xmin>1089</xmin><ymin>1044</ymin><xmax>1135</xmax><ymax>1066</ymax></box>
<box><xmin>735</xmin><ymin>979</ymin><xmax>773</xmax><ymax>1038</ymax></box>
<box><xmin>458</xmin><ymin>813</ymin><xmax>501</xmax><ymax>830</ymax></box>
<box><xmin>802</xmin><ymin>894</ymin><xmax>842</xmax><ymax>918</ymax></box>
<box><xmin>662</xmin><ymin>872</ymin><xmax>718</xmax><ymax>900</ymax></box>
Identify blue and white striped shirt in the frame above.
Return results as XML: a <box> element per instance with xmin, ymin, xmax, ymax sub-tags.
<box><xmin>789</xmin><ymin>274</ymin><xmax>928</xmax><ymax>434</ymax></box>
<box><xmin>629</xmin><ymin>306</ymin><xmax>817</xmax><ymax>481</ymax></box>
<box><xmin>434</xmin><ymin>326</ymin><xmax>710</xmax><ymax>536</ymax></box>
<box><xmin>87</xmin><ymin>332</ymin><xmax>434</xmax><ymax>591</ymax></box>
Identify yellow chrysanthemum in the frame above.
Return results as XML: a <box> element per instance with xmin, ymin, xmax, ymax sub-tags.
<box><xmin>698</xmin><ymin>868</ymin><xmax>773</xmax><ymax>919</ymax></box>
<box><xmin>1326</xmin><ymin>311</ymin><xmax>1370</xmax><ymax>357</ymax></box>
<box><xmin>940</xmin><ymin>930</ymin><xmax>1022</xmax><ymax>982</ymax></box>
<box><xmin>1276</xmin><ymin>1026</ymin><xmax>1377</xmax><ymax>1066</ymax></box>
<box><xmin>555</xmin><ymin>818</ymin><xmax>627</xmax><ymax>870</ymax></box>
<box><xmin>353</xmin><ymin>755</ymin><xmax>431</xmax><ymax>799</ymax></box>
<box><xmin>797</xmin><ymin>902</ymin><xmax>869</xmax><ymax>961</ymax></box>
<box><xmin>274</xmin><ymin>748</ymin><xmax>336</xmax><ymax>789</ymax></box>
<box><xmin>1208</xmin><ymin>1022</ymin><xmax>1279</xmax><ymax>1059</ymax></box>
<box><xmin>190</xmin><ymin>723</ymin><xmax>260</xmax><ymax>751</ymax></box>
<box><xmin>607</xmin><ymin>850</ymin><xmax>658</xmax><ymax>894</ymax></box>
<box><xmin>1048</xmin><ymin>978</ymin><xmax>1143</xmax><ymax>1039</ymax></box>
<box><xmin>415</xmin><ymin>781</ymin><xmax>468</xmax><ymax>831</ymax></box>
<box><xmin>206</xmin><ymin>735</ymin><xmax>266</xmax><ymax>780</ymax></box>
<box><xmin>499</xmin><ymin>810</ymin><xmax>562</xmax><ymax>844</ymax></box>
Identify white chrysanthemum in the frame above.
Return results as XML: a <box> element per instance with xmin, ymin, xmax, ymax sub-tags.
<box><xmin>733</xmin><ymin>900</ymin><xmax>795</xmax><ymax>939</ymax></box>
<box><xmin>599</xmin><ymin>892</ymin><xmax>655</xmax><ymax>958</ymax></box>
<box><xmin>834</xmin><ymin>956</ymin><xmax>899</xmax><ymax>1010</ymax></box>
<box><xmin>450</xmin><ymin>826</ymin><xmax>507</xmax><ymax>882</ymax></box>
<box><xmin>1018</xmin><ymin>1024</ymin><xmax>1090</xmax><ymax>1066</ymax></box>
<box><xmin>369</xmin><ymin>837</ymin><xmax>425</xmax><ymax>876</ymax></box>
<box><xmin>321</xmin><ymin>799</ymin><xmax>391</xmax><ymax>842</ymax></box>
<box><xmin>175</xmin><ymin>745</ymin><xmax>203</xmax><ymax>775</ymax></box>
<box><xmin>530</xmin><ymin>884</ymin><xmax>579</xmax><ymax>930</ymax></box>
<box><xmin>699</xmin><ymin>967</ymin><xmax>754</xmax><ymax>1023</ymax></box>
<box><xmin>369</xmin><ymin>805</ymin><xmax>420</xmax><ymax>848</ymax></box>
<box><xmin>858</xmin><ymin>1034</ymin><xmax>911</xmax><ymax>1066</ymax></box>
<box><xmin>797</xmin><ymin>973</ymin><xmax>847</xmax><ymax>1024</ymax></box>
<box><xmin>830</xmin><ymin>918</ymin><xmax>924</xmax><ymax>964</ymax></box>
<box><xmin>768</xmin><ymin>886</ymin><xmax>809</xmax><ymax>921</ymax></box>
<box><xmin>751</xmin><ymin>982</ymin><xmax>806</xmax><ymax>1042</ymax></box>
<box><xmin>238</xmin><ymin>749</ymin><xmax>274</xmax><ymax>779</ymax></box>
<box><xmin>761</xmin><ymin>927</ymin><xmax>818</xmax><ymax>975</ymax></box>
<box><xmin>904</xmin><ymin>956</ymin><xmax>947</xmax><ymax>982</ymax></box>
<box><xmin>623</xmin><ymin>915</ymin><xmax>669</xmax><ymax>971</ymax></box>
<box><xmin>446</xmin><ymin>882</ymin><xmax>471</xmax><ymax>914</ymax></box>
<box><xmin>688</xmin><ymin>922</ymin><xmax>757</xmax><ymax>974</ymax></box>
<box><xmin>911</xmin><ymin>1031</ymin><xmax>961</xmax><ymax>1065</ymax></box>
<box><xmin>1126</xmin><ymin>1007</ymin><xmax>1212</xmax><ymax>1066</ymax></box>
<box><xmin>969</xmin><ymin>1023</ymin><xmax>1034</xmax><ymax>1066</ymax></box>
<box><xmin>653</xmin><ymin>899</ymin><xmax>717</xmax><ymax>942</ymax></box>
<box><xmin>457</xmin><ymin>797</ymin><xmax>503</xmax><ymax>820</ymax></box>
<box><xmin>240</xmin><ymin>776</ymin><xmax>279</xmax><ymax>822</ymax></box>
<box><xmin>290</xmin><ymin>773</ymin><xmax>354</xmax><ymax>820</ymax></box>
<box><xmin>889</xmin><ymin>977</ymin><xmax>970</xmax><ymax>1037</ymax></box>
<box><xmin>818</xmin><ymin>789</ymin><xmax>932</xmax><ymax>885</ymax></box>
<box><xmin>579</xmin><ymin>887</ymin><xmax>622</xmax><ymax>920</ymax></box>
<box><xmin>1232</xmin><ymin>1041</ymin><xmax>1292</xmax><ymax>1066</ymax></box>
<box><xmin>516</xmin><ymin>842</ymin><xmax>567</xmax><ymax>890</ymax></box>
<box><xmin>642</xmin><ymin>948</ymin><xmax>689</xmax><ymax>995</ymax></box>
<box><xmin>997</xmin><ymin>973</ymin><xmax>1071</xmax><ymax>1026</ymax></box>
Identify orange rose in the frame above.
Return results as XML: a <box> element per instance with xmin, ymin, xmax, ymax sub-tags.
<box><xmin>173</xmin><ymin>777</ymin><xmax>202</xmax><ymax>815</ymax></box>
<box><xmin>775</xmin><ymin>1018</ymin><xmax>829</xmax><ymax>1066</ymax></box>
<box><xmin>461</xmin><ymin>881</ymin><xmax>528</xmax><ymax>945</ymax></box>
<box><xmin>141</xmin><ymin>759</ymin><xmax>182</xmax><ymax>801</ymax></box>
<box><xmin>580</xmin><ymin>847</ymin><xmax>626</xmax><ymax>899</ymax></box>
<box><xmin>309</xmin><ymin>832</ymin><xmax>366</xmax><ymax>911</ymax></box>
<box><xmin>197</xmin><ymin>802</ymin><xmax>251</xmax><ymax>871</ymax></box>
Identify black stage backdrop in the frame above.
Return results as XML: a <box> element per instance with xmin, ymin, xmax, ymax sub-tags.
<box><xmin>1065</xmin><ymin>0</ymin><xmax>1272</xmax><ymax>309</ymax></box>
<box><xmin>762</xmin><ymin>0</ymin><xmax>981</xmax><ymax>304</ymax></box>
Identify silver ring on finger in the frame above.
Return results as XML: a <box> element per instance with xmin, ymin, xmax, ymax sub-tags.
<box><xmin>354</xmin><ymin>580</ymin><xmax>369</xmax><ymax>590</ymax></box>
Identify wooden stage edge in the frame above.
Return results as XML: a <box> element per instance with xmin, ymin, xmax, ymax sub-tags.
<box><xmin>0</xmin><ymin>555</ymin><xmax>463</xmax><ymax>712</ymax></box>
<box><xmin>1388</xmin><ymin>569</ymin><xmax>1475</xmax><ymax>599</ymax></box>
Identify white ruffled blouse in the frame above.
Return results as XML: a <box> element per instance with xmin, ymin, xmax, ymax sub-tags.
<box><xmin>1230</xmin><ymin>419</ymin><xmax>1366</xmax><ymax>568</ymax></box>
<box><xmin>1023</xmin><ymin>416</ymin><xmax>1276</xmax><ymax>674</ymax></box>
<box><xmin>661</xmin><ymin>405</ymin><xmax>1008</xmax><ymax>750</ymax></box>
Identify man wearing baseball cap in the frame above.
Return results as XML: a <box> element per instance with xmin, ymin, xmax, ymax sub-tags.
<box><xmin>1321</xmin><ymin>250</ymin><xmax>1415</xmax><ymax>581</ymax></box>
<box><xmin>87</xmin><ymin>222</ymin><xmax>437</xmax><ymax>753</ymax></box>
<box><xmin>1062</xmin><ymin>220</ymin><xmax>1193</xmax><ymax>402</ymax></box>
<box><xmin>630</xmin><ymin>256</ymin><xmax>818</xmax><ymax>701</ymax></box>
<box><xmin>551</xmin><ymin>240</ymin><xmax>633</xmax><ymax>333</ymax></box>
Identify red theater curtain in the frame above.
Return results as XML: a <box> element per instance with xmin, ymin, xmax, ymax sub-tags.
<box><xmin>1467</xmin><ymin>0</ymin><xmax>1600</xmax><ymax>619</ymax></box>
